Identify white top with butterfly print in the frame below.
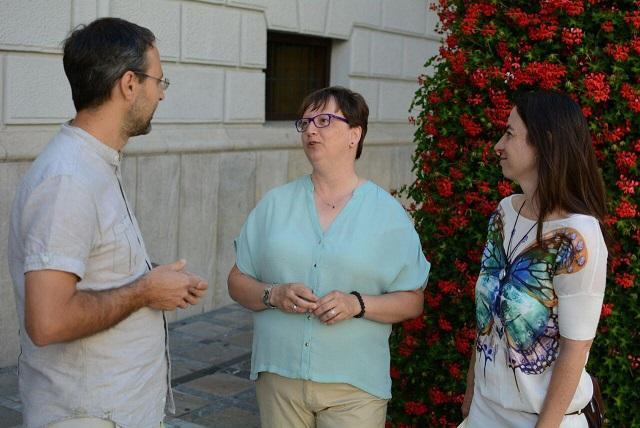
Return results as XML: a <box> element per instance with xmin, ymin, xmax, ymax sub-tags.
<box><xmin>468</xmin><ymin>195</ymin><xmax>607</xmax><ymax>426</ymax></box>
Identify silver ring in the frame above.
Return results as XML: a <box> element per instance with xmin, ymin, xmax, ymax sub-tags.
<box><xmin>293</xmin><ymin>304</ymin><xmax>298</xmax><ymax>312</ymax></box>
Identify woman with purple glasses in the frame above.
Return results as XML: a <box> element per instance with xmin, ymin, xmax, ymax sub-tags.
<box><xmin>228</xmin><ymin>86</ymin><xmax>430</xmax><ymax>427</ymax></box>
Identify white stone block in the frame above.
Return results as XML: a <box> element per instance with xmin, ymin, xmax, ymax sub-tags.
<box><xmin>0</xmin><ymin>161</ymin><xmax>30</xmax><ymax>367</ymax></box>
<box><xmin>426</xmin><ymin>5</ymin><xmax>440</xmax><ymax>38</ymax></box>
<box><xmin>229</xmin><ymin>0</ymin><xmax>268</xmax><ymax>9</ymax></box>
<box><xmin>299</xmin><ymin>0</ymin><xmax>328</xmax><ymax>35</ymax></box>
<box><xmin>182</xmin><ymin>3</ymin><xmax>241</xmax><ymax>65</ymax></box>
<box><xmin>356</xmin><ymin>145</ymin><xmax>392</xmax><ymax>190</ymax></box>
<box><xmin>382</xmin><ymin>0</ymin><xmax>427</xmax><ymax>35</ymax></box>
<box><xmin>224</xmin><ymin>70</ymin><xmax>265</xmax><ymax>123</ymax></box>
<box><xmin>135</xmin><ymin>155</ymin><xmax>180</xmax><ymax>265</ymax></box>
<box><xmin>350</xmin><ymin>28</ymin><xmax>371</xmax><ymax>75</ymax></box>
<box><xmin>0</xmin><ymin>0</ymin><xmax>71</xmax><ymax>52</ymax></box>
<box><xmin>326</xmin><ymin>0</ymin><xmax>382</xmax><ymax>38</ymax></box>
<box><xmin>110</xmin><ymin>0</ymin><xmax>181</xmax><ymax>60</ymax></box>
<box><xmin>177</xmin><ymin>153</ymin><xmax>220</xmax><ymax>318</ymax></box>
<box><xmin>214</xmin><ymin>152</ymin><xmax>256</xmax><ymax>308</ymax></box>
<box><xmin>351</xmin><ymin>0</ymin><xmax>382</xmax><ymax>27</ymax></box>
<box><xmin>330</xmin><ymin>39</ymin><xmax>350</xmax><ymax>87</ymax></box>
<box><xmin>241</xmin><ymin>11</ymin><xmax>267</xmax><ymax>68</ymax></box>
<box><xmin>287</xmin><ymin>149</ymin><xmax>310</xmax><ymax>181</ymax></box>
<box><xmin>371</xmin><ymin>31</ymin><xmax>404</xmax><ymax>78</ymax></box>
<box><xmin>264</xmin><ymin>0</ymin><xmax>298</xmax><ymax>31</ymax></box>
<box><xmin>378</xmin><ymin>80</ymin><xmax>417</xmax><ymax>122</ymax></box>
<box><xmin>403</xmin><ymin>36</ymin><xmax>435</xmax><ymax>79</ymax></box>
<box><xmin>256</xmin><ymin>150</ymin><xmax>289</xmax><ymax>201</ymax></box>
<box><xmin>349</xmin><ymin>78</ymin><xmax>379</xmax><ymax>122</ymax></box>
<box><xmin>391</xmin><ymin>144</ymin><xmax>416</xmax><ymax>192</ymax></box>
<box><xmin>72</xmin><ymin>0</ymin><xmax>98</xmax><ymax>28</ymax></box>
<box><xmin>154</xmin><ymin>64</ymin><xmax>224</xmax><ymax>123</ymax></box>
<box><xmin>4</xmin><ymin>54</ymin><xmax>75</xmax><ymax>124</ymax></box>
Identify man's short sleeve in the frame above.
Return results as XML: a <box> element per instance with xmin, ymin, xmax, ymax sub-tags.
<box><xmin>21</xmin><ymin>175</ymin><xmax>97</xmax><ymax>279</ymax></box>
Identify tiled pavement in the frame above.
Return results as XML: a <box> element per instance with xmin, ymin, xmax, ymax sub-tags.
<box><xmin>0</xmin><ymin>304</ymin><xmax>259</xmax><ymax>428</ymax></box>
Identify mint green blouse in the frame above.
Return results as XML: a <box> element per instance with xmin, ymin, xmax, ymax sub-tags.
<box><xmin>234</xmin><ymin>175</ymin><xmax>430</xmax><ymax>399</ymax></box>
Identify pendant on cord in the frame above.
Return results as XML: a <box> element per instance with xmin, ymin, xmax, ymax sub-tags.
<box><xmin>499</xmin><ymin>268</ymin><xmax>506</xmax><ymax>280</ymax></box>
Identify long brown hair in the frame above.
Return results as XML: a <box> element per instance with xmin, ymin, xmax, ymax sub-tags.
<box><xmin>514</xmin><ymin>91</ymin><xmax>607</xmax><ymax>242</ymax></box>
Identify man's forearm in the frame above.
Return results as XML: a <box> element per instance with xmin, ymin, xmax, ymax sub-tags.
<box><xmin>26</xmin><ymin>272</ymin><xmax>149</xmax><ymax>346</ymax></box>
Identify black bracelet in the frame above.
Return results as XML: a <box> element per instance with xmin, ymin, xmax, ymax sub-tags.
<box><xmin>350</xmin><ymin>291</ymin><xmax>365</xmax><ymax>318</ymax></box>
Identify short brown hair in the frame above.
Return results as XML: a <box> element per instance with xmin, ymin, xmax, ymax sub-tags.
<box><xmin>298</xmin><ymin>86</ymin><xmax>369</xmax><ymax>159</ymax></box>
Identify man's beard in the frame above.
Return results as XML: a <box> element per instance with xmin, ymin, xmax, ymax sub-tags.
<box><xmin>124</xmin><ymin>102</ymin><xmax>154</xmax><ymax>137</ymax></box>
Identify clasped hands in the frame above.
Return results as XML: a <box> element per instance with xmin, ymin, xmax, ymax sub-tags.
<box><xmin>269</xmin><ymin>283</ymin><xmax>360</xmax><ymax>324</ymax></box>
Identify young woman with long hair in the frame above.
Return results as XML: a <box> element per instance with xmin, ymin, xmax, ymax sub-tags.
<box><xmin>461</xmin><ymin>91</ymin><xmax>607</xmax><ymax>428</ymax></box>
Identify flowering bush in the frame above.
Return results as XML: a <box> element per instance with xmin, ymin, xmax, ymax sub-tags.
<box><xmin>388</xmin><ymin>1</ymin><xmax>639</xmax><ymax>427</ymax></box>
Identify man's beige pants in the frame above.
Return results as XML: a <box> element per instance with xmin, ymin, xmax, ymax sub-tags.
<box><xmin>256</xmin><ymin>372</ymin><xmax>388</xmax><ymax>428</ymax></box>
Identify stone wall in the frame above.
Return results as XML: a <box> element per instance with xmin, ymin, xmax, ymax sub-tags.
<box><xmin>0</xmin><ymin>0</ymin><xmax>439</xmax><ymax>367</ymax></box>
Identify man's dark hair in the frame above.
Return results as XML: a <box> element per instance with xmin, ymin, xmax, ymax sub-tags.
<box><xmin>63</xmin><ymin>17</ymin><xmax>156</xmax><ymax>111</ymax></box>
<box><xmin>298</xmin><ymin>86</ymin><xmax>369</xmax><ymax>159</ymax></box>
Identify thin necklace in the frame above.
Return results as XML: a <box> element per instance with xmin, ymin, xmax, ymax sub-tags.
<box><xmin>315</xmin><ymin>176</ymin><xmax>359</xmax><ymax>210</ymax></box>
<box><xmin>499</xmin><ymin>200</ymin><xmax>538</xmax><ymax>281</ymax></box>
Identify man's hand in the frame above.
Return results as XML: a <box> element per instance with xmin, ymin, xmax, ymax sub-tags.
<box><xmin>140</xmin><ymin>259</ymin><xmax>208</xmax><ymax>310</ymax></box>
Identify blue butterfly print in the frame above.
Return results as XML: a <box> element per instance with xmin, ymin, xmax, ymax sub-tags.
<box><xmin>475</xmin><ymin>207</ymin><xmax>588</xmax><ymax>376</ymax></box>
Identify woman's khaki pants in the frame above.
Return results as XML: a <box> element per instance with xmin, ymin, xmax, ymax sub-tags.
<box><xmin>256</xmin><ymin>372</ymin><xmax>388</xmax><ymax>428</ymax></box>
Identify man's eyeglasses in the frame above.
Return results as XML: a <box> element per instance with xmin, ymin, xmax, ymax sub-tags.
<box><xmin>295</xmin><ymin>113</ymin><xmax>349</xmax><ymax>132</ymax></box>
<box><xmin>134</xmin><ymin>72</ymin><xmax>170</xmax><ymax>91</ymax></box>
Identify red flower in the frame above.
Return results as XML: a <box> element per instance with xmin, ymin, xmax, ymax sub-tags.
<box><xmin>601</xmin><ymin>20</ymin><xmax>614</xmax><ymax>32</ymax></box>
<box><xmin>481</xmin><ymin>23</ymin><xmax>497</xmax><ymax>37</ymax></box>
<box><xmin>615</xmin><ymin>200</ymin><xmax>637</xmax><ymax>218</ymax></box>
<box><xmin>601</xmin><ymin>303</ymin><xmax>614</xmax><ymax>318</ymax></box>
<box><xmin>615</xmin><ymin>151</ymin><xmax>637</xmax><ymax>171</ymax></box>
<box><xmin>460</xmin><ymin>113</ymin><xmax>483</xmax><ymax>136</ymax></box>
<box><xmin>620</xmin><ymin>83</ymin><xmax>640</xmax><ymax>112</ymax></box>
<box><xmin>583</xmin><ymin>72</ymin><xmax>610</xmax><ymax>102</ymax></box>
<box><xmin>404</xmin><ymin>401</ymin><xmax>428</xmax><ymax>416</ymax></box>
<box><xmin>604</xmin><ymin>43</ymin><xmax>630</xmax><ymax>62</ymax></box>
<box><xmin>429</xmin><ymin>388</ymin><xmax>449</xmax><ymax>405</ymax></box>
<box><xmin>561</xmin><ymin>27</ymin><xmax>583</xmax><ymax>46</ymax></box>
<box><xmin>615</xmin><ymin>272</ymin><xmax>636</xmax><ymax>288</ymax></box>
<box><xmin>616</xmin><ymin>175</ymin><xmax>639</xmax><ymax>194</ymax></box>
<box><xmin>528</xmin><ymin>22</ymin><xmax>558</xmax><ymax>41</ymax></box>
<box><xmin>498</xmin><ymin>180</ymin><xmax>514</xmax><ymax>197</ymax></box>
<box><xmin>467</xmin><ymin>93</ymin><xmax>483</xmax><ymax>105</ymax></box>
<box><xmin>506</xmin><ymin>8</ymin><xmax>537</xmax><ymax>27</ymax></box>
<box><xmin>438</xmin><ymin>279</ymin><xmax>459</xmax><ymax>295</ymax></box>
<box><xmin>454</xmin><ymin>326</ymin><xmax>476</xmax><ymax>355</ymax></box>
<box><xmin>390</xmin><ymin>366</ymin><xmax>400</xmax><ymax>379</ymax></box>
<box><xmin>438</xmin><ymin>137</ymin><xmax>458</xmax><ymax>159</ymax></box>
<box><xmin>454</xmin><ymin>259</ymin><xmax>469</xmax><ymax>272</ymax></box>
<box><xmin>403</xmin><ymin>316</ymin><xmax>426</xmax><ymax>332</ymax></box>
<box><xmin>436</xmin><ymin>177</ymin><xmax>454</xmax><ymax>198</ymax></box>
<box><xmin>448</xmin><ymin>362</ymin><xmax>462</xmax><ymax>379</ymax></box>
<box><xmin>624</xmin><ymin>10</ymin><xmax>640</xmax><ymax>29</ymax></box>
<box><xmin>399</xmin><ymin>334</ymin><xmax>419</xmax><ymax>357</ymax></box>
<box><xmin>438</xmin><ymin>316</ymin><xmax>453</xmax><ymax>331</ymax></box>
<box><xmin>449</xmin><ymin>166</ymin><xmax>464</xmax><ymax>180</ymax></box>
<box><xmin>425</xmin><ymin>291</ymin><xmax>442</xmax><ymax>309</ymax></box>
